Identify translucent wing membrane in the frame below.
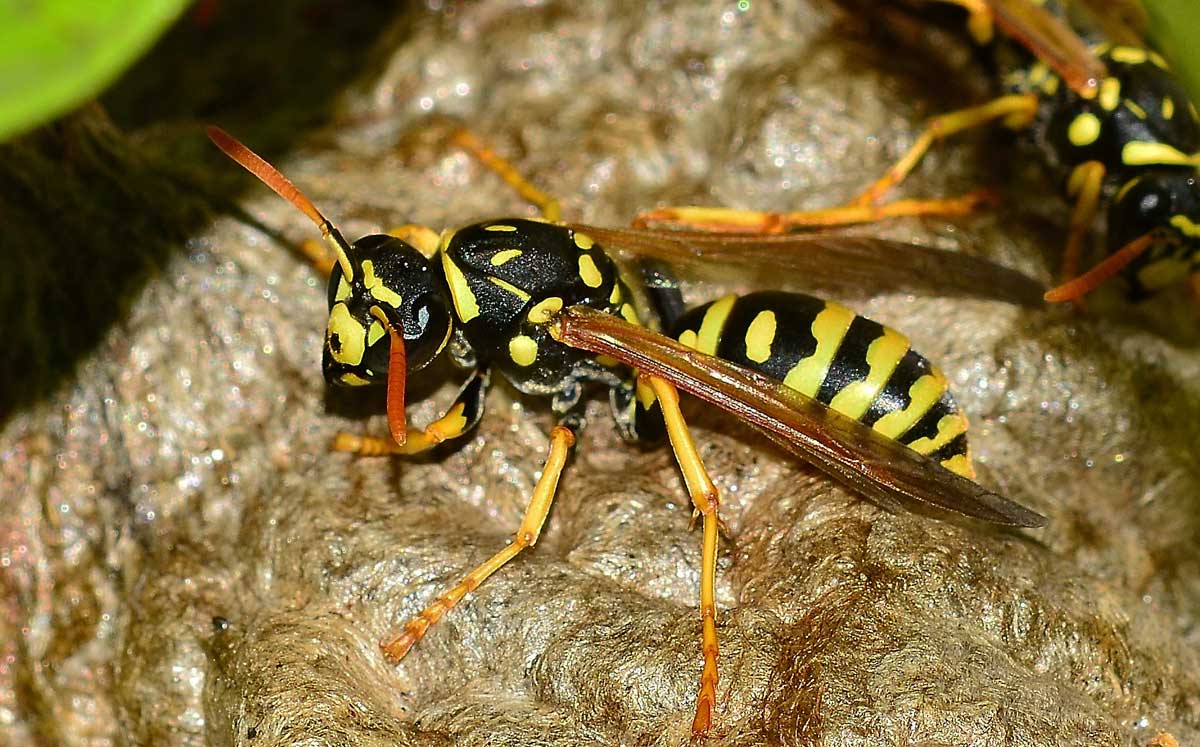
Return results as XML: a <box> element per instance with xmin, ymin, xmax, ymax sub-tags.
<box><xmin>567</xmin><ymin>223</ymin><xmax>1047</xmax><ymax>306</ymax></box>
<box><xmin>552</xmin><ymin>306</ymin><xmax>1047</xmax><ymax>528</ymax></box>
<box><xmin>985</xmin><ymin>0</ymin><xmax>1108</xmax><ymax>94</ymax></box>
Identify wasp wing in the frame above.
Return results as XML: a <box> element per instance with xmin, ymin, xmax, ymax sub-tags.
<box><xmin>553</xmin><ymin>305</ymin><xmax>1046</xmax><ymax>528</ymax></box>
<box><xmin>567</xmin><ymin>223</ymin><xmax>1045</xmax><ymax>307</ymax></box>
<box><xmin>1068</xmin><ymin>0</ymin><xmax>1148</xmax><ymax>48</ymax></box>
<box><xmin>985</xmin><ymin>0</ymin><xmax>1107</xmax><ymax>94</ymax></box>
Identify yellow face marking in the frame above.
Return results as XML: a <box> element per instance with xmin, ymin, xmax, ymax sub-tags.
<box><xmin>367</xmin><ymin>320</ymin><xmax>386</xmax><ymax>347</ymax></box>
<box><xmin>1162</xmin><ymin>97</ymin><xmax>1175</xmax><ymax>120</ymax></box>
<box><xmin>490</xmin><ymin>249</ymin><xmax>523</xmax><ymax>266</ymax></box>
<box><xmin>527</xmin><ymin>296</ymin><xmax>564</xmax><ymax>324</ymax></box>
<box><xmin>743</xmin><ymin>310</ymin><xmax>777</xmax><ymax>364</ymax></box>
<box><xmin>326</xmin><ymin>303</ymin><xmax>367</xmax><ymax>366</ymax></box>
<box><xmin>781</xmin><ymin>302</ymin><xmax>856</xmax><ymax>398</ymax></box>
<box><xmin>940</xmin><ymin>453</ymin><xmax>975</xmax><ymax>480</ymax></box>
<box><xmin>826</xmin><ymin>328</ymin><xmax>911</xmax><ymax>421</ymax></box>
<box><xmin>508</xmin><ymin>335</ymin><xmax>538</xmax><ymax>366</ymax></box>
<box><xmin>696</xmin><ymin>295</ymin><xmax>737</xmax><ymax>355</ymax></box>
<box><xmin>440</xmin><ymin>248</ymin><xmax>480</xmax><ymax>323</ymax></box>
<box><xmin>907</xmin><ymin>412</ymin><xmax>970</xmax><ymax>456</ymax></box>
<box><xmin>1068</xmin><ymin>112</ymin><xmax>1101</xmax><ymax>147</ymax></box>
<box><xmin>484</xmin><ymin>224</ymin><xmax>518</xmax><ymax>232</ymax></box>
<box><xmin>871</xmin><ymin>370</ymin><xmax>949</xmax><ymax>440</ymax></box>
<box><xmin>635</xmin><ymin>378</ymin><xmax>657</xmax><ymax>409</ymax></box>
<box><xmin>1170</xmin><ymin>215</ymin><xmax>1200</xmax><ymax>237</ymax></box>
<box><xmin>1109</xmin><ymin>46</ymin><xmax>1147</xmax><ymax>65</ymax></box>
<box><xmin>1125</xmin><ymin>100</ymin><xmax>1147</xmax><ymax>120</ymax></box>
<box><xmin>573</xmin><ymin>232</ymin><xmax>594</xmax><ymax>250</ymax></box>
<box><xmin>335</xmin><ymin>276</ymin><xmax>351</xmax><ymax>302</ymax></box>
<box><xmin>1137</xmin><ymin>256</ymin><xmax>1192</xmax><ymax>290</ymax></box>
<box><xmin>488</xmin><ymin>276</ymin><xmax>532</xmax><ymax>301</ymax></box>
<box><xmin>609</xmin><ymin>283</ymin><xmax>622</xmax><ymax>305</ymax></box>
<box><xmin>620</xmin><ymin>303</ymin><xmax>640</xmax><ymax>325</ymax></box>
<box><xmin>578</xmin><ymin>254</ymin><xmax>604</xmax><ymax>288</ymax></box>
<box><xmin>340</xmin><ymin>372</ymin><xmax>372</xmax><ymax>386</ymax></box>
<box><xmin>1122</xmin><ymin>141</ymin><xmax>1195</xmax><ymax>166</ymax></box>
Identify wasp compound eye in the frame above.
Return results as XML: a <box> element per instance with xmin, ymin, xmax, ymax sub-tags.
<box><xmin>323</xmin><ymin>235</ymin><xmax>453</xmax><ymax>387</ymax></box>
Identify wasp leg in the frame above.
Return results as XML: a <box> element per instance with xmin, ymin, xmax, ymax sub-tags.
<box><xmin>936</xmin><ymin>0</ymin><xmax>994</xmax><ymax>43</ymax></box>
<box><xmin>633</xmin><ymin>191</ymin><xmax>992</xmax><ymax>234</ymax></box>
<box><xmin>853</xmin><ymin>93</ymin><xmax>1039</xmax><ymax>207</ymax></box>
<box><xmin>644</xmin><ymin>375</ymin><xmax>721</xmax><ymax>736</ymax></box>
<box><xmin>450</xmin><ymin>128</ymin><xmax>562</xmax><ymax>222</ymax></box>
<box><xmin>387</xmin><ymin>224</ymin><xmax>442</xmax><ymax>259</ymax></box>
<box><xmin>380</xmin><ymin>424</ymin><xmax>576</xmax><ymax>662</ymax></box>
<box><xmin>296</xmin><ymin>238</ymin><xmax>338</xmax><ymax>278</ymax></box>
<box><xmin>1062</xmin><ymin>161</ymin><xmax>1106</xmax><ymax>285</ymax></box>
<box><xmin>334</xmin><ymin>366</ymin><xmax>491</xmax><ymax>456</ymax></box>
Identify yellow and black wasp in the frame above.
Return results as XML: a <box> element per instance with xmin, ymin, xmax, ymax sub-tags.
<box><xmin>638</xmin><ymin>0</ymin><xmax>1200</xmax><ymax>304</ymax></box>
<box><xmin>207</xmin><ymin>125</ymin><xmax>1044</xmax><ymax>736</ymax></box>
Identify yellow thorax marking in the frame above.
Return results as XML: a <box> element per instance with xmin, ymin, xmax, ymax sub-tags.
<box><xmin>439</xmin><ymin>230</ymin><xmax>480</xmax><ymax>323</ymax></box>
<box><xmin>1121</xmin><ymin>141</ymin><xmax>1198</xmax><ymax>167</ymax></box>
<box><xmin>1067</xmin><ymin>112</ymin><xmax>1101</xmax><ymax>147</ymax></box>
<box><xmin>578</xmin><ymin>254</ymin><xmax>604</xmax><ymax>288</ymax></box>
<box><xmin>488</xmin><ymin>276</ymin><xmax>531</xmax><ymax>301</ymax></box>
<box><xmin>573</xmin><ymin>231</ymin><xmax>594</xmax><ymax>250</ymax></box>
<box><xmin>490</xmin><ymin>249</ymin><xmax>523</xmax><ymax>266</ymax></box>
<box><xmin>1162</xmin><ymin>97</ymin><xmax>1175</xmax><ymax>120</ymax></box>
<box><xmin>527</xmin><ymin>297</ymin><xmax>564</xmax><ymax>324</ymax></box>
<box><xmin>509</xmin><ymin>335</ymin><xmax>538</xmax><ymax>366</ymax></box>
<box><xmin>484</xmin><ymin>224</ymin><xmax>518</xmax><ymax>232</ymax></box>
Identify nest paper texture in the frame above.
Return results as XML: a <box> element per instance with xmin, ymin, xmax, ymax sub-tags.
<box><xmin>2</xmin><ymin>1</ymin><xmax>1199</xmax><ymax>745</ymax></box>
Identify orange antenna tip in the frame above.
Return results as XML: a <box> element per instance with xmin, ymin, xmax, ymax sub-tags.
<box><xmin>206</xmin><ymin>125</ymin><xmax>328</xmax><ymax>230</ymax></box>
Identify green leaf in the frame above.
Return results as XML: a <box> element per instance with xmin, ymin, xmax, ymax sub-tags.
<box><xmin>0</xmin><ymin>0</ymin><xmax>188</xmax><ymax>142</ymax></box>
<box><xmin>1144</xmin><ymin>0</ymin><xmax>1200</xmax><ymax>100</ymax></box>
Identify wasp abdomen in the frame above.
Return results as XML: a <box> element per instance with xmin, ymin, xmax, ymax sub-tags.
<box><xmin>671</xmin><ymin>292</ymin><xmax>973</xmax><ymax>478</ymax></box>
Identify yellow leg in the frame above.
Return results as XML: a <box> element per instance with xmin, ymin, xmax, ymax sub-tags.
<box><xmin>298</xmin><ymin>239</ymin><xmax>337</xmax><ymax>278</ymax></box>
<box><xmin>633</xmin><ymin>191</ymin><xmax>993</xmax><ymax>234</ymax></box>
<box><xmin>450</xmin><ymin>128</ymin><xmax>562</xmax><ymax>221</ymax></box>
<box><xmin>380</xmin><ymin>425</ymin><xmax>576</xmax><ymax>662</ymax></box>
<box><xmin>388</xmin><ymin>224</ymin><xmax>442</xmax><ymax>259</ymax></box>
<box><xmin>853</xmin><ymin>93</ymin><xmax>1039</xmax><ymax>206</ymax></box>
<box><xmin>1061</xmin><ymin>161</ymin><xmax>1106</xmax><ymax>284</ymax></box>
<box><xmin>334</xmin><ymin>403</ymin><xmax>472</xmax><ymax>456</ymax></box>
<box><xmin>645</xmin><ymin>376</ymin><xmax>721</xmax><ymax>736</ymax></box>
<box><xmin>938</xmin><ymin>0</ymin><xmax>994</xmax><ymax>43</ymax></box>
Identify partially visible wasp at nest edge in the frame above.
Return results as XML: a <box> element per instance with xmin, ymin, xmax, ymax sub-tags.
<box><xmin>637</xmin><ymin>0</ymin><xmax>1200</xmax><ymax>305</ymax></box>
<box><xmin>207</xmin><ymin>124</ymin><xmax>1045</xmax><ymax>737</ymax></box>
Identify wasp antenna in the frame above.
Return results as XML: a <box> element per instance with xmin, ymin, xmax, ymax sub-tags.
<box><xmin>371</xmin><ymin>306</ymin><xmax>409</xmax><ymax>445</ymax></box>
<box><xmin>1044</xmin><ymin>231</ymin><xmax>1157</xmax><ymax>303</ymax></box>
<box><xmin>206</xmin><ymin>125</ymin><xmax>356</xmax><ymax>280</ymax></box>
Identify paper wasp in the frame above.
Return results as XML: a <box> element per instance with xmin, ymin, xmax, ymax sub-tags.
<box><xmin>638</xmin><ymin>0</ymin><xmax>1200</xmax><ymax>304</ymax></box>
<box><xmin>207</xmin><ymin>125</ymin><xmax>1044</xmax><ymax>736</ymax></box>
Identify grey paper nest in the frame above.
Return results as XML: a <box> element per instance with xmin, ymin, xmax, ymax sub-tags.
<box><xmin>2</xmin><ymin>1</ymin><xmax>1198</xmax><ymax>746</ymax></box>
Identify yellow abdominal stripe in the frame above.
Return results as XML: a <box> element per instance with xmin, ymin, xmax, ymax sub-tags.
<box><xmin>827</xmin><ymin>328</ymin><xmax>909</xmax><ymax>421</ymax></box>
<box><xmin>781</xmin><ymin>302</ymin><xmax>855</xmax><ymax>398</ymax></box>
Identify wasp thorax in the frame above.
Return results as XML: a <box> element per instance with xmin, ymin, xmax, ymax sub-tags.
<box><xmin>322</xmin><ymin>234</ymin><xmax>453</xmax><ymax>387</ymax></box>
